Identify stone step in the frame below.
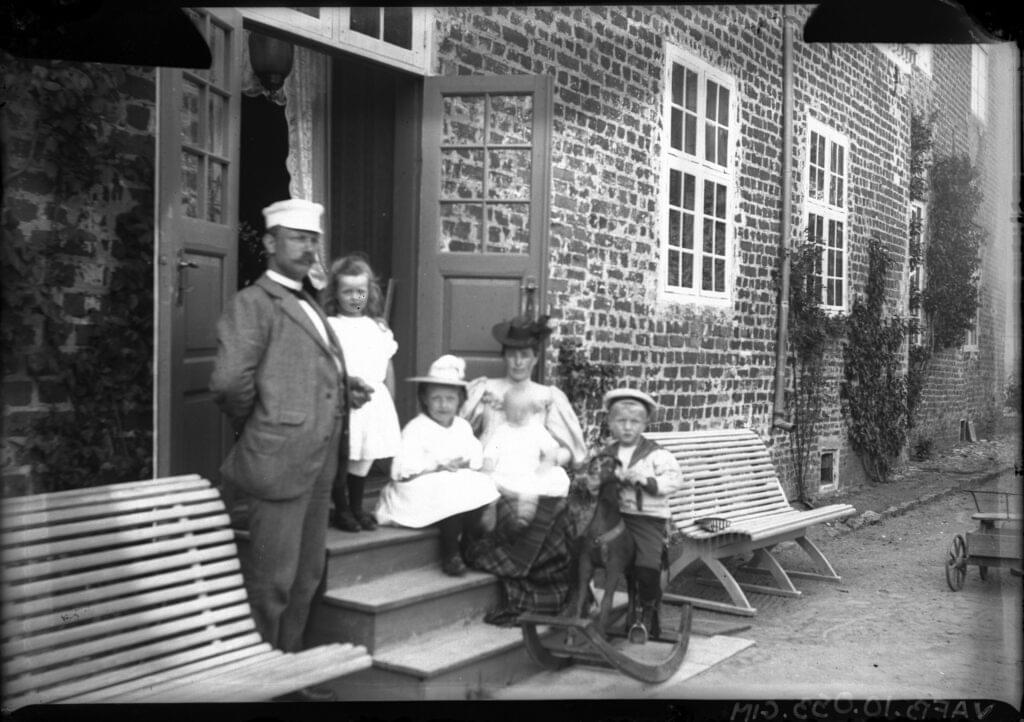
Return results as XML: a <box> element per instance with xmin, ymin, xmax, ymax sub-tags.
<box><xmin>308</xmin><ymin>564</ymin><xmax>499</xmax><ymax>654</ymax></box>
<box><xmin>324</xmin><ymin>525</ymin><xmax>439</xmax><ymax>587</ymax></box>
<box><xmin>325</xmin><ymin>614</ymin><xmax>562</xmax><ymax>700</ymax></box>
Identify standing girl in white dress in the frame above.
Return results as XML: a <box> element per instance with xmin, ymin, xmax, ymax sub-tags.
<box><xmin>374</xmin><ymin>355</ymin><xmax>500</xmax><ymax>576</ymax></box>
<box><xmin>324</xmin><ymin>254</ymin><xmax>402</xmax><ymax>532</ymax></box>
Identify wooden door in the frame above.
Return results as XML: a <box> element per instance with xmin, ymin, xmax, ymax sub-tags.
<box><xmin>156</xmin><ymin>8</ymin><xmax>241</xmax><ymax>480</ymax></box>
<box><xmin>417</xmin><ymin>75</ymin><xmax>553</xmax><ymax>382</ymax></box>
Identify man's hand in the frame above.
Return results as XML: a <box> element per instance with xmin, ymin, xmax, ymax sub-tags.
<box><xmin>348</xmin><ymin>376</ymin><xmax>374</xmax><ymax>409</ymax></box>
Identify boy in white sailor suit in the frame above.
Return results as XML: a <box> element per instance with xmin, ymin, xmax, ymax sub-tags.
<box><xmin>599</xmin><ymin>387</ymin><xmax>684</xmax><ymax>639</ymax></box>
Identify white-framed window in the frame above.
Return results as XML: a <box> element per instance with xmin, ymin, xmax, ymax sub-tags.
<box><xmin>803</xmin><ymin>120</ymin><xmax>849</xmax><ymax>312</ymax></box>
<box><xmin>659</xmin><ymin>45</ymin><xmax>737</xmax><ymax>304</ymax></box>
<box><xmin>908</xmin><ymin>201</ymin><xmax>927</xmax><ymax>346</ymax></box>
<box><xmin>971</xmin><ymin>44</ymin><xmax>988</xmax><ymax>123</ymax></box>
<box><xmin>819</xmin><ymin>449</ymin><xmax>838</xmax><ymax>492</ymax></box>
<box><xmin>238</xmin><ymin>6</ymin><xmax>431</xmax><ymax>75</ymax></box>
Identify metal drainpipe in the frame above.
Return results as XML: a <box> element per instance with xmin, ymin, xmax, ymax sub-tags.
<box><xmin>771</xmin><ymin>8</ymin><xmax>795</xmax><ymax>431</ymax></box>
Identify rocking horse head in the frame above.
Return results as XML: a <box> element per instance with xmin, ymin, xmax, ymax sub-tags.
<box><xmin>582</xmin><ymin>453</ymin><xmax>624</xmax><ymax>505</ymax></box>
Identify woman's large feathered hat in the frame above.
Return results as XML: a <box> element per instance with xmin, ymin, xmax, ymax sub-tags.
<box><xmin>491</xmin><ymin>314</ymin><xmax>553</xmax><ymax>348</ymax></box>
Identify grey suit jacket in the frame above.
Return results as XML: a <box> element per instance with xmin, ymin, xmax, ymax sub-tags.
<box><xmin>211</xmin><ymin>274</ymin><xmax>349</xmax><ymax>500</ymax></box>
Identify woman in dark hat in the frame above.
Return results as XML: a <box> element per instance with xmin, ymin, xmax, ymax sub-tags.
<box><xmin>460</xmin><ymin>314</ymin><xmax>587</xmax><ymax>625</ymax></box>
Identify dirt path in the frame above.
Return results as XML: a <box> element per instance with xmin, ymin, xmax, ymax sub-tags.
<box><xmin>673</xmin><ymin>471</ymin><xmax>1022</xmax><ymax>705</ymax></box>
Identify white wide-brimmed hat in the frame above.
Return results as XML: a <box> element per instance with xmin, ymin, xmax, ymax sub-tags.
<box><xmin>262</xmin><ymin>199</ymin><xmax>324</xmax><ymax>234</ymax></box>
<box><xmin>603</xmin><ymin>387</ymin><xmax>657</xmax><ymax>417</ymax></box>
<box><xmin>406</xmin><ymin>354</ymin><xmax>468</xmax><ymax>387</ymax></box>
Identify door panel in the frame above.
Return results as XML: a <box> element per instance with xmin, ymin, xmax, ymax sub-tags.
<box><xmin>418</xmin><ymin>75</ymin><xmax>552</xmax><ymax>382</ymax></box>
<box><xmin>157</xmin><ymin>8</ymin><xmax>241</xmax><ymax>480</ymax></box>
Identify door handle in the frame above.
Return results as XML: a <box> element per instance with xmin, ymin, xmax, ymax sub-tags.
<box><xmin>176</xmin><ymin>251</ymin><xmax>199</xmax><ymax>306</ymax></box>
<box><xmin>520</xmin><ymin>276</ymin><xmax>538</xmax><ymax>319</ymax></box>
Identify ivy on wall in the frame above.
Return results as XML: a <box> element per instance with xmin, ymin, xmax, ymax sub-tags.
<box><xmin>2</xmin><ymin>56</ymin><xmax>154</xmax><ymax>492</ymax></box>
<box><xmin>923</xmin><ymin>154</ymin><xmax>984</xmax><ymax>350</ymax></box>
<box><xmin>555</xmin><ymin>339</ymin><xmax>621</xmax><ymax>451</ymax></box>
<box><xmin>787</xmin><ymin>239</ymin><xmax>845</xmax><ymax>502</ymax></box>
<box><xmin>841</xmin><ymin>238</ymin><xmax>909</xmax><ymax>484</ymax></box>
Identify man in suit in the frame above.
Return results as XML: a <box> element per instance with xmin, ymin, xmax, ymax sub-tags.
<box><xmin>211</xmin><ymin>199</ymin><xmax>369</xmax><ymax>666</ymax></box>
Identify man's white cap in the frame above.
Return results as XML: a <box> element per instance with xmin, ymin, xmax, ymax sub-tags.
<box><xmin>262</xmin><ymin>199</ymin><xmax>324</xmax><ymax>234</ymax></box>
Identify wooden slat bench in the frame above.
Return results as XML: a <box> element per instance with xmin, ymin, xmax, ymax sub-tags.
<box><xmin>647</xmin><ymin>429</ymin><xmax>857</xmax><ymax>617</ymax></box>
<box><xmin>1</xmin><ymin>474</ymin><xmax>372</xmax><ymax>710</ymax></box>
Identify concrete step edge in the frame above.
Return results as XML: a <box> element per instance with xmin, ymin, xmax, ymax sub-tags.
<box><xmin>370</xmin><ymin>616</ymin><xmax>562</xmax><ymax>679</ymax></box>
<box><xmin>322</xmin><ymin>566</ymin><xmax>497</xmax><ymax>613</ymax></box>
<box><xmin>325</xmin><ymin>525</ymin><xmax>436</xmax><ymax>556</ymax></box>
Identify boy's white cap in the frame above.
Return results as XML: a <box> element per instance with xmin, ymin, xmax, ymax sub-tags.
<box><xmin>603</xmin><ymin>387</ymin><xmax>657</xmax><ymax>416</ymax></box>
<box><xmin>262</xmin><ymin>199</ymin><xmax>324</xmax><ymax>233</ymax></box>
<box><xmin>406</xmin><ymin>354</ymin><xmax>468</xmax><ymax>387</ymax></box>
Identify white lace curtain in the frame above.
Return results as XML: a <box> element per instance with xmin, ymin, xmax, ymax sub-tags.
<box><xmin>242</xmin><ymin>32</ymin><xmax>330</xmax><ymax>288</ymax></box>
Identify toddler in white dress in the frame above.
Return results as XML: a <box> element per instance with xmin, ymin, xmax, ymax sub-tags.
<box><xmin>482</xmin><ymin>384</ymin><xmax>571</xmax><ymax>528</ymax></box>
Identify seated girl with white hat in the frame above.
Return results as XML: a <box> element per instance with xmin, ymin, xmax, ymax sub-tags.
<box><xmin>373</xmin><ymin>355</ymin><xmax>500</xmax><ymax>576</ymax></box>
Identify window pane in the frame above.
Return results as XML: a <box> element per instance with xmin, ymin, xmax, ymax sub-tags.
<box><xmin>703</xmin><ymin>181</ymin><xmax>714</xmax><ymax>216</ymax></box>
<box><xmin>208</xmin><ymin>22</ymin><xmax>227</xmax><ymax>87</ymax></box>
<box><xmin>680</xmin><ymin>251</ymin><xmax>693</xmax><ymax>288</ymax></box>
<box><xmin>442</xmin><ymin>95</ymin><xmax>485</xmax><ymax>145</ymax></box>
<box><xmin>702</xmin><ymin>218</ymin><xmax>714</xmax><ymax>253</ymax></box>
<box><xmin>682</xmin><ymin>214</ymin><xmax>694</xmax><ymax>249</ymax></box>
<box><xmin>701</xmin><ymin>255</ymin><xmax>713</xmax><ymax>290</ymax></box>
<box><xmin>485</xmin><ymin>204</ymin><xmax>530</xmax><ymax>254</ymax></box>
<box><xmin>684</xmin><ymin>114</ymin><xmax>696</xmax><ymax>155</ymax></box>
<box><xmin>668</xmin><ymin>249</ymin><xmax>680</xmax><ymax>287</ymax></box>
<box><xmin>350</xmin><ymin>6</ymin><xmax>381</xmax><ymax>39</ymax></box>
<box><xmin>669</xmin><ymin>169</ymin><xmax>681</xmax><ymax>205</ymax></box>
<box><xmin>705</xmin><ymin>122</ymin><xmax>715</xmax><ymax>163</ymax></box>
<box><xmin>717</xmin><ymin>127</ymin><xmax>728</xmax><ymax>166</ymax></box>
<box><xmin>718</xmin><ymin>87</ymin><xmax>729</xmax><ymax>124</ymax></box>
<box><xmin>714</xmin><ymin>183</ymin><xmax>726</xmax><ymax>218</ymax></box>
<box><xmin>669</xmin><ymin>209</ymin><xmax>681</xmax><ymax>247</ymax></box>
<box><xmin>489</xmin><ymin>94</ymin><xmax>533</xmax><ymax>145</ymax></box>
<box><xmin>487</xmin><ymin>149</ymin><xmax>531</xmax><ymax>200</ymax></box>
<box><xmin>684</xmin><ymin>69</ymin><xmax>697</xmax><ymax>111</ymax></box>
<box><xmin>714</xmin><ymin>258</ymin><xmax>725</xmax><ymax>291</ymax></box>
<box><xmin>208</xmin><ymin>160</ymin><xmax>224</xmax><ymax>223</ymax></box>
<box><xmin>682</xmin><ymin>173</ymin><xmax>695</xmax><ymax>209</ymax></box>
<box><xmin>715</xmin><ymin>221</ymin><xmax>726</xmax><ymax>255</ymax></box>
<box><xmin>810</xmin><ymin>132</ymin><xmax>820</xmax><ymax>166</ymax></box>
<box><xmin>181</xmin><ymin>151</ymin><xmax>200</xmax><ymax>218</ymax></box>
<box><xmin>208</xmin><ymin>92</ymin><xmax>227</xmax><ymax>156</ymax></box>
<box><xmin>670</xmin><ymin>108</ymin><xmax>682</xmax><ymax>150</ymax></box>
<box><xmin>383</xmin><ymin>6</ymin><xmax>413</xmax><ymax>49</ymax></box>
<box><xmin>440</xmin><ymin>202</ymin><xmax>483</xmax><ymax>252</ymax></box>
<box><xmin>441</xmin><ymin>148</ymin><xmax>484</xmax><ymax>200</ymax></box>
<box><xmin>671</xmin><ymin>62</ymin><xmax>683</xmax><ymax>105</ymax></box>
<box><xmin>705</xmin><ymin>81</ymin><xmax>717</xmax><ymax>119</ymax></box>
<box><xmin>181</xmin><ymin>80</ymin><xmax>201</xmax><ymax>146</ymax></box>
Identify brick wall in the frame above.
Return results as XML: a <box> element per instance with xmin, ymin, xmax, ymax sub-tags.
<box><xmin>1</xmin><ymin>63</ymin><xmax>156</xmax><ymax>496</ymax></box>
<box><xmin>432</xmin><ymin>5</ymin><xmax>923</xmax><ymax>498</ymax></box>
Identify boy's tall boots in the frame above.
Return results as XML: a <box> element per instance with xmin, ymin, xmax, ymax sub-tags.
<box><xmin>628</xmin><ymin>566</ymin><xmax>662</xmax><ymax>643</ymax></box>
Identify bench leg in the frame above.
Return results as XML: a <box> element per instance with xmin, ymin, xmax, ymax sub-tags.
<box><xmin>664</xmin><ymin>556</ymin><xmax>757</xmax><ymax>617</ymax></box>
<box><xmin>792</xmin><ymin>536</ymin><xmax>841</xmax><ymax>582</ymax></box>
<box><xmin>734</xmin><ymin>548</ymin><xmax>802</xmax><ymax>597</ymax></box>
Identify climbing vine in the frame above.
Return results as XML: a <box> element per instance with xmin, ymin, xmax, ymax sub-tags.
<box><xmin>555</xmin><ymin>339</ymin><xmax>622</xmax><ymax>451</ymax></box>
<box><xmin>841</xmin><ymin>238</ymin><xmax>909</xmax><ymax>484</ymax></box>
<box><xmin>787</xmin><ymin>239</ymin><xmax>845</xmax><ymax>503</ymax></box>
<box><xmin>922</xmin><ymin>154</ymin><xmax>984</xmax><ymax>350</ymax></box>
<box><xmin>2</xmin><ymin>56</ymin><xmax>154</xmax><ymax>491</ymax></box>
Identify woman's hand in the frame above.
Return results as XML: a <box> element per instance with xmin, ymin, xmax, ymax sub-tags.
<box><xmin>440</xmin><ymin>456</ymin><xmax>468</xmax><ymax>472</ymax></box>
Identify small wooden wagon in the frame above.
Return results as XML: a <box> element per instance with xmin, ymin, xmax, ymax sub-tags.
<box><xmin>945</xmin><ymin>485</ymin><xmax>1023</xmax><ymax>590</ymax></box>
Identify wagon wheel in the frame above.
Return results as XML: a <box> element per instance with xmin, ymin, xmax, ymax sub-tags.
<box><xmin>945</xmin><ymin>534</ymin><xmax>967</xmax><ymax>591</ymax></box>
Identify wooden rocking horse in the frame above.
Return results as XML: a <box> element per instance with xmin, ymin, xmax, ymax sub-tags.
<box><xmin>518</xmin><ymin>453</ymin><xmax>692</xmax><ymax>683</ymax></box>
